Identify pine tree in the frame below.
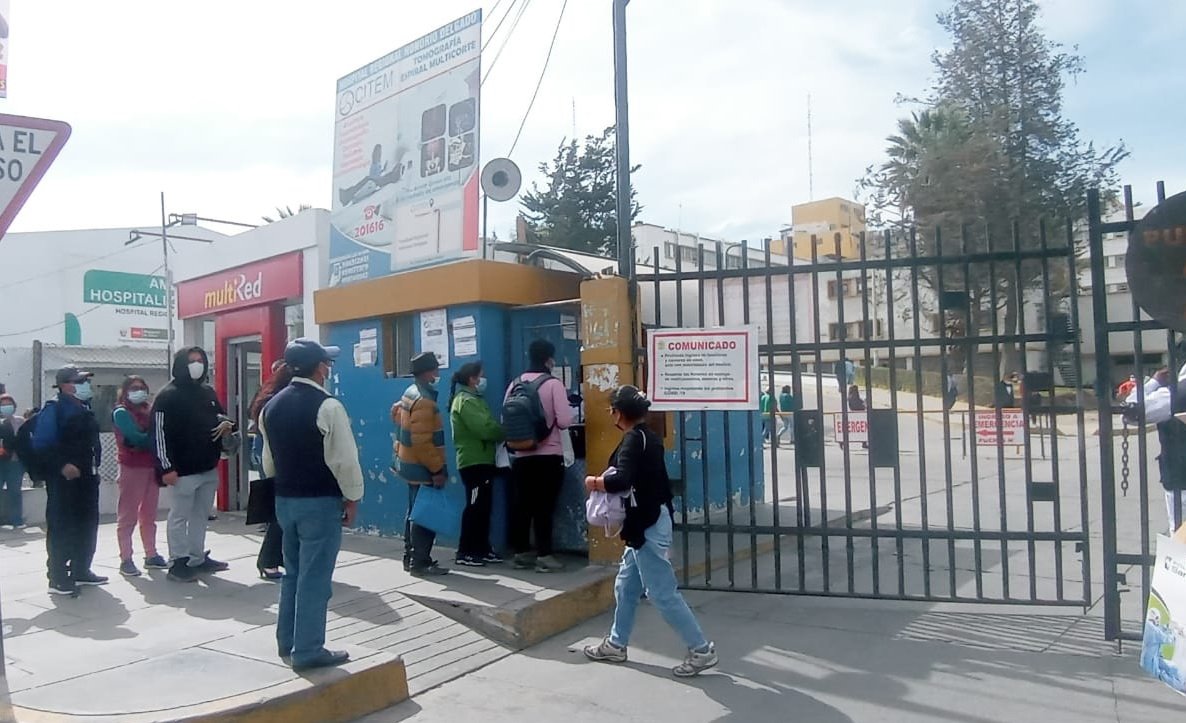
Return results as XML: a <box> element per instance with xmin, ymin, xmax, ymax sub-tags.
<box><xmin>861</xmin><ymin>0</ymin><xmax>1126</xmax><ymax>374</ymax></box>
<box><xmin>520</xmin><ymin>126</ymin><xmax>641</xmax><ymax>257</ymax></box>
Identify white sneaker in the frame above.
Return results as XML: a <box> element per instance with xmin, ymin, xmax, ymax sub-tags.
<box><xmin>583</xmin><ymin>638</ymin><xmax>627</xmax><ymax>663</ymax></box>
<box><xmin>673</xmin><ymin>642</ymin><xmax>718</xmax><ymax>677</ymax></box>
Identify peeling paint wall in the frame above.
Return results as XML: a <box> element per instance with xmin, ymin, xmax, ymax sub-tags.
<box><xmin>667</xmin><ymin>410</ymin><xmax>765</xmax><ymax>514</ymax></box>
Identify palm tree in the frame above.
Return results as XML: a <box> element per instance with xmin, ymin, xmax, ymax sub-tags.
<box><xmin>261</xmin><ymin>204</ymin><xmax>312</xmax><ymax>224</ymax></box>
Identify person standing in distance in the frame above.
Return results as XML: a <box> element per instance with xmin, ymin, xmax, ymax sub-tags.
<box><xmin>449</xmin><ymin>360</ymin><xmax>505</xmax><ymax>567</ymax></box>
<box><xmin>34</xmin><ymin>366</ymin><xmax>106</xmax><ymax>595</ymax></box>
<box><xmin>112</xmin><ymin>376</ymin><xmax>168</xmax><ymax>577</ymax></box>
<box><xmin>261</xmin><ymin>339</ymin><xmax>363</xmax><ymax>671</ymax></box>
<box><xmin>392</xmin><ymin>352</ymin><xmax>449</xmax><ymax>577</ymax></box>
<box><xmin>152</xmin><ymin>347</ymin><xmax>236</xmax><ymax>583</ymax></box>
<box><xmin>0</xmin><ymin>393</ymin><xmax>26</xmax><ymax>528</ymax></box>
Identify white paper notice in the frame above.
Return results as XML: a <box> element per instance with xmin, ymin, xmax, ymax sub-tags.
<box><xmin>452</xmin><ymin>315</ymin><xmax>477</xmax><ymax>358</ymax></box>
<box><xmin>561</xmin><ymin>313</ymin><xmax>578</xmax><ymax>340</ymax></box>
<box><xmin>420</xmin><ymin>308</ymin><xmax>450</xmax><ymax>369</ymax></box>
<box><xmin>647</xmin><ymin>327</ymin><xmax>759</xmax><ymax>411</ymax></box>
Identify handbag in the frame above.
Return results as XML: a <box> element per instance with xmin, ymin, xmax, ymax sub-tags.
<box><xmin>410</xmin><ymin>484</ymin><xmax>461</xmax><ymax>539</ymax></box>
<box><xmin>245</xmin><ymin>477</ymin><xmax>276</xmax><ymax>525</ymax></box>
<box><xmin>1141</xmin><ymin>528</ymin><xmax>1186</xmax><ymax>695</ymax></box>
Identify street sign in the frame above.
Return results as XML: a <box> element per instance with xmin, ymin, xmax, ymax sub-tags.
<box><xmin>833</xmin><ymin>412</ymin><xmax>869</xmax><ymax>443</ymax></box>
<box><xmin>1127</xmin><ymin>190</ymin><xmax>1186</xmax><ymax>333</ymax></box>
<box><xmin>973</xmin><ymin>409</ymin><xmax>1025</xmax><ymax>446</ymax></box>
<box><xmin>0</xmin><ymin>114</ymin><xmax>71</xmax><ymax>241</ymax></box>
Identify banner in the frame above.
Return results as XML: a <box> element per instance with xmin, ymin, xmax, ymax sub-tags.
<box><xmin>77</xmin><ymin>269</ymin><xmax>169</xmax><ymax>346</ymax></box>
<box><xmin>328</xmin><ymin>11</ymin><xmax>482</xmax><ymax>287</ymax></box>
<box><xmin>647</xmin><ymin>328</ymin><xmax>759</xmax><ymax>411</ymax></box>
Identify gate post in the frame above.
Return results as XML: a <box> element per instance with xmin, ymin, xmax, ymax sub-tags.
<box><xmin>580</xmin><ymin>276</ymin><xmax>634</xmax><ymax>565</ymax></box>
<box><xmin>1087</xmin><ymin>189</ymin><xmax>1120</xmax><ymax>642</ymax></box>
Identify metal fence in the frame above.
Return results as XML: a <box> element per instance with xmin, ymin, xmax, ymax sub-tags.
<box><xmin>643</xmin><ymin>186</ymin><xmax>1176</xmax><ymax>628</ymax></box>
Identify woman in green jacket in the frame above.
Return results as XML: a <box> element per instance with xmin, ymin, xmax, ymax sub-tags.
<box><xmin>449</xmin><ymin>361</ymin><xmax>505</xmax><ymax>567</ymax></box>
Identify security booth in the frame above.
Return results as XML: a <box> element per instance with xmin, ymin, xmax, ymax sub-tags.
<box><xmin>314</xmin><ymin>259</ymin><xmax>590</xmax><ymax>551</ymax></box>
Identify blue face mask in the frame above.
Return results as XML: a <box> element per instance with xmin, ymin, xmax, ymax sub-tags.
<box><xmin>74</xmin><ymin>381</ymin><xmax>93</xmax><ymax>401</ymax></box>
<box><xmin>476</xmin><ymin>378</ymin><xmax>488</xmax><ymax>394</ymax></box>
<box><xmin>128</xmin><ymin>390</ymin><xmax>149</xmax><ymax>405</ymax></box>
<box><xmin>0</xmin><ymin>405</ymin><xmax>14</xmax><ymax>416</ymax></box>
<box><xmin>427</xmin><ymin>379</ymin><xmax>440</xmax><ymax>391</ymax></box>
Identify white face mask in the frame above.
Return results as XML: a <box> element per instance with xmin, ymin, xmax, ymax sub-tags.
<box><xmin>128</xmin><ymin>389</ymin><xmax>149</xmax><ymax>405</ymax></box>
<box><xmin>74</xmin><ymin>381</ymin><xmax>93</xmax><ymax>401</ymax></box>
<box><xmin>188</xmin><ymin>361</ymin><xmax>205</xmax><ymax>381</ymax></box>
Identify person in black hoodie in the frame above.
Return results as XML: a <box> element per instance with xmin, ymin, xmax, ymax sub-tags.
<box><xmin>152</xmin><ymin>347</ymin><xmax>236</xmax><ymax>583</ymax></box>
<box><xmin>582</xmin><ymin>385</ymin><xmax>718</xmax><ymax>678</ymax></box>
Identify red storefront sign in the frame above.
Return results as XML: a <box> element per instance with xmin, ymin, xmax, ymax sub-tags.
<box><xmin>176</xmin><ymin>252</ymin><xmax>303</xmax><ymax>319</ymax></box>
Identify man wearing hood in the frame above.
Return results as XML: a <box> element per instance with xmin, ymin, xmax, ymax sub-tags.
<box><xmin>152</xmin><ymin>347</ymin><xmax>236</xmax><ymax>583</ymax></box>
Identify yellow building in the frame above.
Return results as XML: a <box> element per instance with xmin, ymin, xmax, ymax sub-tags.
<box><xmin>772</xmin><ymin>197</ymin><xmax>866</xmax><ymax>260</ymax></box>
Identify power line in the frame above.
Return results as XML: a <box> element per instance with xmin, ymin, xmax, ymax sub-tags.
<box><xmin>0</xmin><ymin>237</ymin><xmax>159</xmax><ymax>293</ymax></box>
<box><xmin>0</xmin><ymin>262</ymin><xmax>167</xmax><ymax>338</ymax></box>
<box><xmin>481</xmin><ymin>0</ymin><xmax>533</xmax><ymax>87</ymax></box>
<box><xmin>481</xmin><ymin>0</ymin><xmax>515</xmax><ymax>53</ymax></box>
<box><xmin>508</xmin><ymin>0</ymin><xmax>568</xmax><ymax>156</ymax></box>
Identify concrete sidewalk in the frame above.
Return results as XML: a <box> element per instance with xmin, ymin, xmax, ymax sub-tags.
<box><xmin>360</xmin><ymin>590</ymin><xmax>1183</xmax><ymax>723</ymax></box>
<box><xmin>0</xmin><ymin>515</ymin><xmax>609</xmax><ymax>722</ymax></box>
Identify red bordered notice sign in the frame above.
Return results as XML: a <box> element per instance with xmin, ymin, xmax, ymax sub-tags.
<box><xmin>833</xmin><ymin>413</ymin><xmax>869</xmax><ymax>443</ymax></box>
<box><xmin>647</xmin><ymin>327</ymin><xmax>759</xmax><ymax>411</ymax></box>
<box><xmin>973</xmin><ymin>409</ymin><xmax>1025</xmax><ymax>445</ymax></box>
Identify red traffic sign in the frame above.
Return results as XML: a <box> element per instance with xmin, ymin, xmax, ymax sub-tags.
<box><xmin>0</xmin><ymin>114</ymin><xmax>71</xmax><ymax>240</ymax></box>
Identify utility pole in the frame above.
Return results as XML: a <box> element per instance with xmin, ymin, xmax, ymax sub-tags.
<box><xmin>160</xmin><ymin>191</ymin><xmax>174</xmax><ymax>367</ymax></box>
<box><xmin>613</xmin><ymin>0</ymin><xmax>633</xmax><ymax>281</ymax></box>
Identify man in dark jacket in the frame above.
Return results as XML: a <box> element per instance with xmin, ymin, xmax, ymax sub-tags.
<box><xmin>33</xmin><ymin>366</ymin><xmax>105</xmax><ymax>595</ymax></box>
<box><xmin>152</xmin><ymin>347</ymin><xmax>236</xmax><ymax>583</ymax></box>
<box><xmin>261</xmin><ymin>339</ymin><xmax>364</xmax><ymax>671</ymax></box>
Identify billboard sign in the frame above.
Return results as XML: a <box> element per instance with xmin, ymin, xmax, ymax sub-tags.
<box><xmin>647</xmin><ymin>328</ymin><xmax>759</xmax><ymax>411</ymax></box>
<box><xmin>328</xmin><ymin>11</ymin><xmax>482</xmax><ymax>287</ymax></box>
<box><xmin>175</xmin><ymin>252</ymin><xmax>303</xmax><ymax>319</ymax></box>
<box><xmin>79</xmin><ymin>269</ymin><xmax>169</xmax><ymax>346</ymax></box>
<box><xmin>0</xmin><ymin>0</ymin><xmax>9</xmax><ymax>98</ymax></box>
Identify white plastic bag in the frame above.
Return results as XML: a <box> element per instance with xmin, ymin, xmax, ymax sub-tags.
<box><xmin>495</xmin><ymin>443</ymin><xmax>511</xmax><ymax>469</ymax></box>
<box><xmin>561</xmin><ymin>429</ymin><xmax>575</xmax><ymax>468</ymax></box>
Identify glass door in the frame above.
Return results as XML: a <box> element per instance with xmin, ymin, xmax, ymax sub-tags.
<box><xmin>227</xmin><ymin>337</ymin><xmax>262</xmax><ymax>510</ymax></box>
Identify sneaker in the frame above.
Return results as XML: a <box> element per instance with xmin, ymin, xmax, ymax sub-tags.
<box><xmin>195</xmin><ymin>554</ymin><xmax>229</xmax><ymax>573</ymax></box>
<box><xmin>49</xmin><ymin>581</ymin><xmax>77</xmax><ymax>596</ymax></box>
<box><xmin>454</xmin><ymin>555</ymin><xmax>486</xmax><ymax>568</ymax></box>
<box><xmin>74</xmin><ymin>571</ymin><xmax>109</xmax><ymax>586</ymax></box>
<box><xmin>144</xmin><ymin>555</ymin><xmax>170</xmax><ymax>570</ymax></box>
<box><xmin>512</xmin><ymin>553</ymin><xmax>536</xmax><ymax>570</ymax></box>
<box><xmin>583</xmin><ymin>638</ymin><xmax>628</xmax><ymax>664</ymax></box>
<box><xmin>168</xmin><ymin>560</ymin><xmax>198</xmax><ymax>583</ymax></box>
<box><xmin>482</xmin><ymin>552</ymin><xmax>505</xmax><ymax>564</ymax></box>
<box><xmin>673</xmin><ymin>643</ymin><xmax>718</xmax><ymax>678</ymax></box>
<box><xmin>535</xmin><ymin>555</ymin><xmax>565</xmax><ymax>573</ymax></box>
<box><xmin>409</xmin><ymin>562</ymin><xmax>450</xmax><ymax>577</ymax></box>
<box><xmin>119</xmin><ymin>560</ymin><xmax>142</xmax><ymax>577</ymax></box>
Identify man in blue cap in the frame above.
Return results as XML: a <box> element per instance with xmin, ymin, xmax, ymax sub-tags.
<box><xmin>260</xmin><ymin>338</ymin><xmax>364</xmax><ymax>671</ymax></box>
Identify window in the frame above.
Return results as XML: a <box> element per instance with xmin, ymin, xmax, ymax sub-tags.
<box><xmin>827</xmin><ymin>280</ymin><xmax>838</xmax><ymax>299</ymax></box>
<box><xmin>665</xmin><ymin>242</ymin><xmax>675</xmax><ymax>259</ymax></box>
<box><xmin>1106</xmin><ymin>282</ymin><xmax>1129</xmax><ymax>294</ymax></box>
<box><xmin>829</xmin><ymin>323</ymin><xmax>844</xmax><ymax>341</ymax></box>
<box><xmin>725</xmin><ymin>255</ymin><xmax>743</xmax><ymax>270</ymax></box>
<box><xmin>384</xmin><ymin>314</ymin><xmax>416</xmax><ymax>377</ymax></box>
<box><xmin>679</xmin><ymin>246</ymin><xmax>698</xmax><ymax>265</ymax></box>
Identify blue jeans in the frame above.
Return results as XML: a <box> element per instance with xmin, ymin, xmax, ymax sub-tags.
<box><xmin>276</xmin><ymin>496</ymin><xmax>343</xmax><ymax>665</ymax></box>
<box><xmin>0</xmin><ymin>459</ymin><xmax>23</xmax><ymax>525</ymax></box>
<box><xmin>609</xmin><ymin>510</ymin><xmax>708</xmax><ymax>650</ymax></box>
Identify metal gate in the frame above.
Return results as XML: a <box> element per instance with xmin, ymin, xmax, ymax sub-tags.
<box><xmin>643</xmin><ymin>185</ymin><xmax>1177</xmax><ymax>620</ymax></box>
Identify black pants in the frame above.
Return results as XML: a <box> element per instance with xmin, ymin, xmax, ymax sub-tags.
<box><xmin>404</xmin><ymin>484</ymin><xmax>437</xmax><ymax>569</ymax></box>
<box><xmin>458</xmin><ymin>465</ymin><xmax>497</xmax><ymax>559</ymax></box>
<box><xmin>257</xmin><ymin>522</ymin><xmax>284</xmax><ymax>570</ymax></box>
<box><xmin>46</xmin><ymin>474</ymin><xmax>99</xmax><ymax>584</ymax></box>
<box><xmin>509</xmin><ymin>455</ymin><xmax>564</xmax><ymax>557</ymax></box>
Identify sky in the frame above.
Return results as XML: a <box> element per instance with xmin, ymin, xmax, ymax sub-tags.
<box><xmin>1</xmin><ymin>0</ymin><xmax>1183</xmax><ymax>245</ymax></box>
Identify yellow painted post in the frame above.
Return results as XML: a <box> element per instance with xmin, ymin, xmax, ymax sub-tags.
<box><xmin>580</xmin><ymin>276</ymin><xmax>634</xmax><ymax>565</ymax></box>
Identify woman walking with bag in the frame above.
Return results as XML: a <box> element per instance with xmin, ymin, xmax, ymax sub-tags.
<box><xmin>449</xmin><ymin>361</ymin><xmax>505</xmax><ymax>567</ymax></box>
<box><xmin>113</xmin><ymin>376</ymin><xmax>168</xmax><ymax>577</ymax></box>
<box><xmin>248</xmin><ymin>361</ymin><xmax>293</xmax><ymax>580</ymax></box>
<box><xmin>583</xmin><ymin>385</ymin><xmax>718</xmax><ymax>677</ymax></box>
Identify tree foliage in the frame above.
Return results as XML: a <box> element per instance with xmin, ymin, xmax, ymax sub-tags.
<box><xmin>520</xmin><ymin>126</ymin><xmax>642</xmax><ymax>257</ymax></box>
<box><xmin>262</xmin><ymin>204</ymin><xmax>312</xmax><ymax>224</ymax></box>
<box><xmin>859</xmin><ymin>0</ymin><xmax>1127</xmax><ymax>373</ymax></box>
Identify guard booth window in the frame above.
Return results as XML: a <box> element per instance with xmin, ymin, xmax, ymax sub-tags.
<box><xmin>383</xmin><ymin>314</ymin><xmax>416</xmax><ymax>377</ymax></box>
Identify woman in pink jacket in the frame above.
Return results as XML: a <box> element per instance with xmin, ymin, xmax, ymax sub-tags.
<box><xmin>504</xmin><ymin>339</ymin><xmax>573</xmax><ymax>573</ymax></box>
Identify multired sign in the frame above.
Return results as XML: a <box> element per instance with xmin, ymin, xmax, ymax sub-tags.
<box><xmin>0</xmin><ymin>114</ymin><xmax>71</xmax><ymax>241</ymax></box>
<box><xmin>973</xmin><ymin>409</ymin><xmax>1025</xmax><ymax>446</ymax></box>
<box><xmin>176</xmin><ymin>252</ymin><xmax>303</xmax><ymax>319</ymax></box>
<box><xmin>833</xmin><ymin>413</ymin><xmax>869</xmax><ymax>443</ymax></box>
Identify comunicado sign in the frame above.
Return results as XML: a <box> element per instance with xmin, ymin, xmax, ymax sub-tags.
<box><xmin>175</xmin><ymin>252</ymin><xmax>303</xmax><ymax>319</ymax></box>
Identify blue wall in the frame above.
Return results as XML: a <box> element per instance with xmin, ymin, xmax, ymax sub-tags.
<box><xmin>667</xmin><ymin>411</ymin><xmax>765</xmax><ymax>515</ymax></box>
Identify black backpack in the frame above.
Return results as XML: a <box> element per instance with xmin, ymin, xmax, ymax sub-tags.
<box><xmin>501</xmin><ymin>375</ymin><xmax>554</xmax><ymax>451</ymax></box>
<box><xmin>15</xmin><ymin>402</ymin><xmax>59</xmax><ymax>483</ymax></box>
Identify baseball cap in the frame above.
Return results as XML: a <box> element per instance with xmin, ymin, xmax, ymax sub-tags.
<box><xmin>283</xmin><ymin>338</ymin><xmax>341</xmax><ymax>376</ymax></box>
<box><xmin>54</xmin><ymin>365</ymin><xmax>93</xmax><ymax>387</ymax></box>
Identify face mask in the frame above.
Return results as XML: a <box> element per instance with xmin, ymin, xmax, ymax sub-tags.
<box><xmin>128</xmin><ymin>390</ymin><xmax>149</xmax><ymax>405</ymax></box>
<box><xmin>74</xmin><ymin>382</ymin><xmax>93</xmax><ymax>401</ymax></box>
<box><xmin>475</xmin><ymin>377</ymin><xmax>488</xmax><ymax>394</ymax></box>
<box><xmin>188</xmin><ymin>361</ymin><xmax>205</xmax><ymax>381</ymax></box>
<box><xmin>0</xmin><ymin>405</ymin><xmax>14</xmax><ymax>416</ymax></box>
